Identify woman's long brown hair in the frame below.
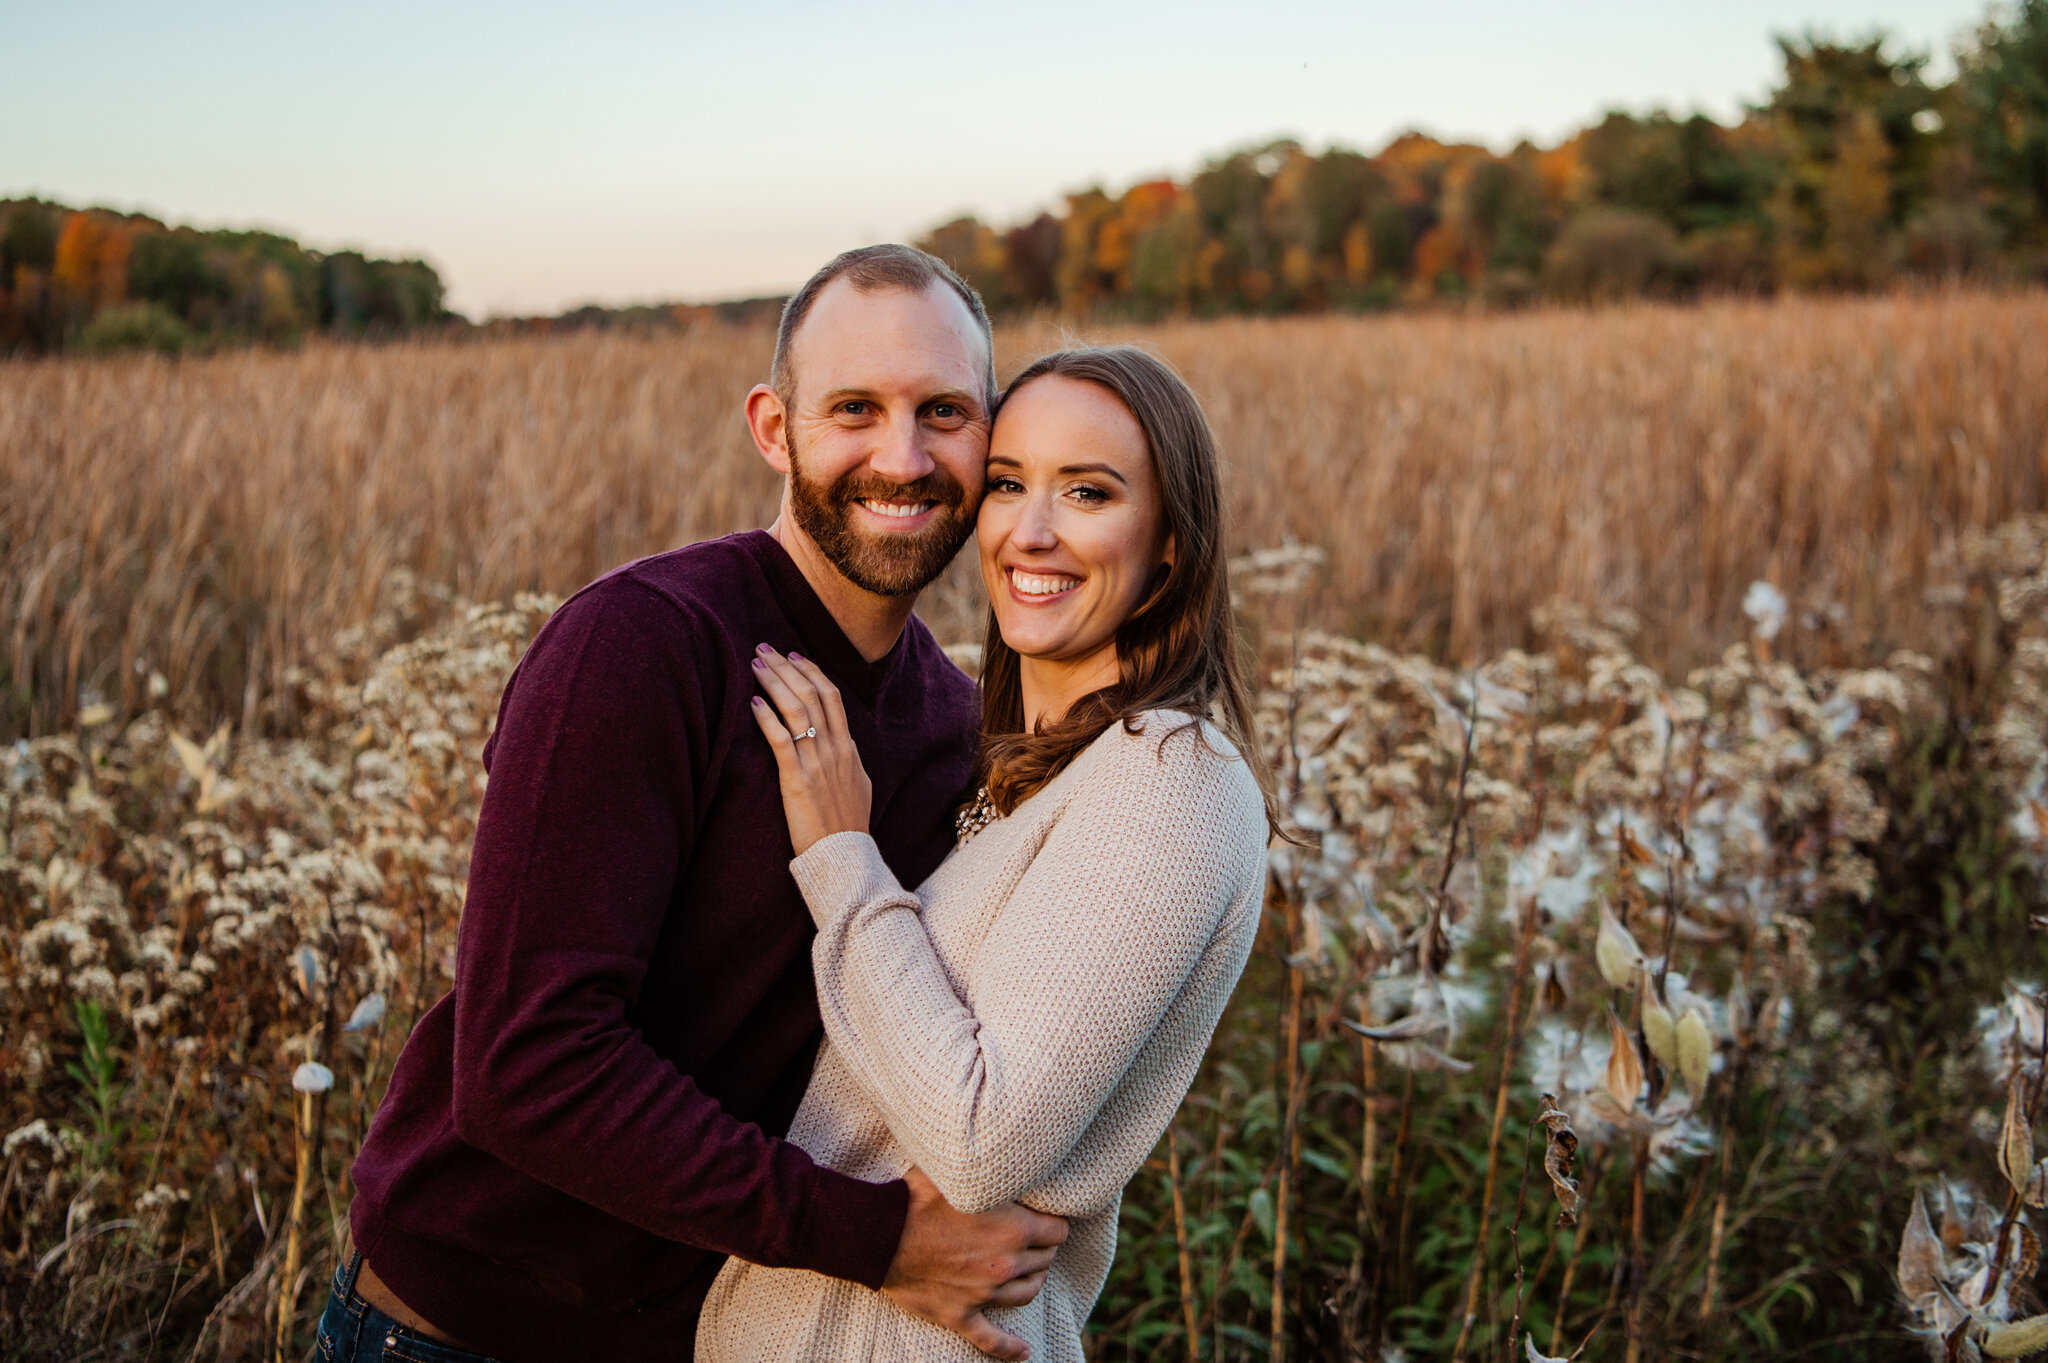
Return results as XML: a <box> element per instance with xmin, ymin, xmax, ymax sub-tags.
<box><xmin>976</xmin><ymin>345</ymin><xmax>1280</xmax><ymax>834</ymax></box>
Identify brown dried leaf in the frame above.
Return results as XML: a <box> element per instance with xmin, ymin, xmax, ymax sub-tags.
<box><xmin>1617</xmin><ymin>823</ymin><xmax>1656</xmax><ymax>866</ymax></box>
<box><xmin>1541</xmin><ymin>964</ymin><xmax>1569</xmax><ymax>1012</ymax></box>
<box><xmin>2017</xmin><ymin>1223</ymin><xmax>2041</xmax><ymax>1285</ymax></box>
<box><xmin>1585</xmin><ymin>1090</ymin><xmax>1684</xmax><ymax>1134</ymax></box>
<box><xmin>1897</xmin><ymin>1191</ymin><xmax>1944</xmax><ymax>1306</ymax></box>
<box><xmin>1604</xmin><ymin>1006</ymin><xmax>1644</xmax><ymax>1113</ymax></box>
<box><xmin>1536</xmin><ymin>1093</ymin><xmax>1580</xmax><ymax>1227</ymax></box>
<box><xmin>2003</xmin><ymin>1073</ymin><xmax>2036</xmax><ymax>1198</ymax></box>
<box><xmin>1396</xmin><ymin>1042</ymin><xmax>1475</xmax><ymax>1073</ymax></box>
<box><xmin>1344</xmin><ymin>1014</ymin><xmax>1440</xmax><ymax>1043</ymax></box>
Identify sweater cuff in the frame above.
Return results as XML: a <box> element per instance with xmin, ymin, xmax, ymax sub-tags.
<box><xmin>790</xmin><ymin>831</ymin><xmax>906</xmax><ymax>929</ymax></box>
<box><xmin>792</xmin><ymin>1169</ymin><xmax>911</xmax><ymax>1290</ymax></box>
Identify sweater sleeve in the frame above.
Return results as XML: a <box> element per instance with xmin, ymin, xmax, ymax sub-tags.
<box><xmin>792</xmin><ymin>718</ymin><xmax>1265</xmax><ymax>1216</ymax></box>
<box><xmin>449</xmin><ymin>579</ymin><xmax>907</xmax><ymax>1288</ymax></box>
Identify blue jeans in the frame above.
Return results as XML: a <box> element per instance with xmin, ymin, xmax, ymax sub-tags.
<box><xmin>316</xmin><ymin>1254</ymin><xmax>503</xmax><ymax>1363</ymax></box>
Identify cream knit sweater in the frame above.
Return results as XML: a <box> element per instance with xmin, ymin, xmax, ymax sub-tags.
<box><xmin>696</xmin><ymin>710</ymin><xmax>1268</xmax><ymax>1362</ymax></box>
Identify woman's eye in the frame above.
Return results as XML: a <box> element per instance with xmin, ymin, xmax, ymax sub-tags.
<box><xmin>991</xmin><ymin>477</ymin><xmax>1024</xmax><ymax>494</ymax></box>
<box><xmin>1071</xmin><ymin>484</ymin><xmax>1109</xmax><ymax>504</ymax></box>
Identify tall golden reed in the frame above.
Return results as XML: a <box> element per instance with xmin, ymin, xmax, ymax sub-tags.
<box><xmin>3</xmin><ymin>288</ymin><xmax>2044</xmax><ymax>734</ymax></box>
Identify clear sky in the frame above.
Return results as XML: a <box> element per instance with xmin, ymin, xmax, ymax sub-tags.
<box><xmin>1</xmin><ymin>0</ymin><xmax>1993</xmax><ymax>317</ymax></box>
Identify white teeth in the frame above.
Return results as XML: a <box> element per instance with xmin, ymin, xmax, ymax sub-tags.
<box><xmin>861</xmin><ymin>500</ymin><xmax>933</xmax><ymax>519</ymax></box>
<box><xmin>1013</xmin><ymin>571</ymin><xmax>1080</xmax><ymax>597</ymax></box>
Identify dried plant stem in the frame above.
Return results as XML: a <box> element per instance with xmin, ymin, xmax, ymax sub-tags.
<box><xmin>274</xmin><ymin>1089</ymin><xmax>316</xmax><ymax>1363</ymax></box>
<box><xmin>1367</xmin><ymin>1064</ymin><xmax>1417</xmax><ymax>1344</ymax></box>
<box><xmin>1551</xmin><ymin>1148</ymin><xmax>1605</xmax><ymax>1357</ymax></box>
<box><xmin>1195</xmin><ymin>1153</ymin><xmax>1278</xmax><ymax>1344</ymax></box>
<box><xmin>1451</xmin><ymin>890</ymin><xmax>1543</xmax><ymax>1362</ymax></box>
<box><xmin>1271</xmin><ymin>947</ymin><xmax>1305</xmax><ymax>1362</ymax></box>
<box><xmin>1625</xmin><ymin>1135</ymin><xmax>1648</xmax><ymax>1363</ymax></box>
<box><xmin>1168</xmin><ymin>1127</ymin><xmax>1201</xmax><ymax>1363</ymax></box>
<box><xmin>1506</xmin><ymin>1100</ymin><xmax>1539</xmax><ymax>1359</ymax></box>
<box><xmin>1945</xmin><ymin>987</ymin><xmax>2048</xmax><ymax>1360</ymax></box>
<box><xmin>1698</xmin><ymin>1109</ymin><xmax>1735</xmax><ymax>1322</ymax></box>
<box><xmin>1348</xmin><ymin>1015</ymin><xmax>1380</xmax><ymax>1353</ymax></box>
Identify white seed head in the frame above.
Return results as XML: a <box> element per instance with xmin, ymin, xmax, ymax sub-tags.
<box><xmin>291</xmin><ymin>1062</ymin><xmax>334</xmax><ymax>1094</ymax></box>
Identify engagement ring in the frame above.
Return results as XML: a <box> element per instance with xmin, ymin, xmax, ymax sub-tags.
<box><xmin>793</xmin><ymin>727</ymin><xmax>818</xmax><ymax>741</ymax></box>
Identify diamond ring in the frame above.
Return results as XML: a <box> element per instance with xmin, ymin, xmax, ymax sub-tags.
<box><xmin>793</xmin><ymin>726</ymin><xmax>818</xmax><ymax>742</ymax></box>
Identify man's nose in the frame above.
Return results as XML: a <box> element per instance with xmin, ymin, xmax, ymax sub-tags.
<box><xmin>867</xmin><ymin>414</ymin><xmax>936</xmax><ymax>485</ymax></box>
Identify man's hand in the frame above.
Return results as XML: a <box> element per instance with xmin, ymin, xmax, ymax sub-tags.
<box><xmin>882</xmin><ymin>1166</ymin><xmax>1069</xmax><ymax>1361</ymax></box>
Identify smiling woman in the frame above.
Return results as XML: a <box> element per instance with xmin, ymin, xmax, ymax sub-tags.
<box><xmin>974</xmin><ymin>345</ymin><xmax>1280</xmax><ymax>831</ymax></box>
<box><xmin>980</xmin><ymin>375</ymin><xmax>1173</xmax><ymax>724</ymax></box>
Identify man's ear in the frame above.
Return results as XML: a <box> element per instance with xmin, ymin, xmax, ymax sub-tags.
<box><xmin>745</xmin><ymin>385</ymin><xmax>792</xmax><ymax>475</ymax></box>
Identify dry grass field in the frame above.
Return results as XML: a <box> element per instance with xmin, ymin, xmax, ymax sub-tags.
<box><xmin>5</xmin><ymin>290</ymin><xmax>2048</xmax><ymax>1362</ymax></box>
<box><xmin>4</xmin><ymin>289</ymin><xmax>2046</xmax><ymax>737</ymax></box>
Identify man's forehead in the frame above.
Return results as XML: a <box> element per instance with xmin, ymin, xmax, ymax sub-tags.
<box><xmin>789</xmin><ymin>279</ymin><xmax>989</xmax><ymax>394</ymax></box>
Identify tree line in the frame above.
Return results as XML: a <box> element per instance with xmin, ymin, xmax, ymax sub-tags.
<box><xmin>7</xmin><ymin>0</ymin><xmax>2046</xmax><ymax>354</ymax></box>
<box><xmin>916</xmin><ymin>7</ymin><xmax>2048</xmax><ymax>316</ymax></box>
<box><xmin>0</xmin><ymin>199</ymin><xmax>447</xmax><ymax>355</ymax></box>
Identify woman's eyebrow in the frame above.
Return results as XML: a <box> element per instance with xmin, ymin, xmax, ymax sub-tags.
<box><xmin>984</xmin><ymin>455</ymin><xmax>1129</xmax><ymax>486</ymax></box>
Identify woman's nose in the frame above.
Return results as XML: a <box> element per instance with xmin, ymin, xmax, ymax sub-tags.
<box><xmin>1012</xmin><ymin>497</ymin><xmax>1059</xmax><ymax>550</ymax></box>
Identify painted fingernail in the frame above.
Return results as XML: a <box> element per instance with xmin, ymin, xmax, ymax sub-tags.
<box><xmin>751</xmin><ymin>658</ymin><xmax>763</xmax><ymax>669</ymax></box>
<box><xmin>751</xmin><ymin>696</ymin><xmax>764</xmax><ymax>706</ymax></box>
<box><xmin>756</xmin><ymin>643</ymin><xmax>775</xmax><ymax>655</ymax></box>
<box><xmin>788</xmin><ymin>651</ymin><xmax>803</xmax><ymax>662</ymax></box>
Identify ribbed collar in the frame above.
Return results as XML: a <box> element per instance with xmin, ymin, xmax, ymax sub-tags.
<box><xmin>736</xmin><ymin>529</ymin><xmax>908</xmax><ymax>705</ymax></box>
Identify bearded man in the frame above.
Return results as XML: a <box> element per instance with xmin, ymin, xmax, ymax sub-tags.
<box><xmin>327</xmin><ymin>245</ymin><xmax>1067</xmax><ymax>1363</ymax></box>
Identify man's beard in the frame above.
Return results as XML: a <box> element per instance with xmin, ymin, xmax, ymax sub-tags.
<box><xmin>786</xmin><ymin>430</ymin><xmax>977</xmax><ymax>597</ymax></box>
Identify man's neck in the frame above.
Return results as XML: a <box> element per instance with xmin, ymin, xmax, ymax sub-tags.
<box><xmin>767</xmin><ymin>513</ymin><xmax>920</xmax><ymax>664</ymax></box>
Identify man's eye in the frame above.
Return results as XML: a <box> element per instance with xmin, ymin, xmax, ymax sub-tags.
<box><xmin>932</xmin><ymin>403</ymin><xmax>957</xmax><ymax>419</ymax></box>
<box><xmin>841</xmin><ymin>401</ymin><xmax>869</xmax><ymax>416</ymax></box>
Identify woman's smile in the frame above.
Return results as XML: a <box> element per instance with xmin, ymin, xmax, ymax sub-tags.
<box><xmin>1005</xmin><ymin>567</ymin><xmax>1082</xmax><ymax>601</ymax></box>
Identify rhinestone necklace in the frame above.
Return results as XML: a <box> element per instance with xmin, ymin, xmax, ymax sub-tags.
<box><xmin>954</xmin><ymin>786</ymin><xmax>999</xmax><ymax>845</ymax></box>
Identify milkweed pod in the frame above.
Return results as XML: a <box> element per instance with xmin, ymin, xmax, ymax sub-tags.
<box><xmin>2001</xmin><ymin>1073</ymin><xmax>2035</xmax><ymax>1198</ymax></box>
<box><xmin>1596</xmin><ymin>899</ymin><xmax>1645</xmax><ymax>992</ymax></box>
<box><xmin>1604</xmin><ymin>1007</ymin><xmax>1644</xmax><ymax>1113</ymax></box>
<box><xmin>1676</xmin><ymin>1007</ymin><xmax>1713</xmax><ymax>1095</ymax></box>
<box><xmin>1985</xmin><ymin>1314</ymin><xmax>2048</xmax><ymax>1357</ymax></box>
<box><xmin>1641</xmin><ymin>977</ymin><xmax>1680</xmax><ymax>1071</ymax></box>
<box><xmin>292</xmin><ymin>1062</ymin><xmax>334</xmax><ymax>1094</ymax></box>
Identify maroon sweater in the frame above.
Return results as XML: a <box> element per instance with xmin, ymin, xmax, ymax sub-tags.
<box><xmin>349</xmin><ymin>531</ymin><xmax>980</xmax><ymax>1361</ymax></box>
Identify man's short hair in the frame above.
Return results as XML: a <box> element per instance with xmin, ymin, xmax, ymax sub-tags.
<box><xmin>770</xmin><ymin>244</ymin><xmax>996</xmax><ymax>410</ymax></box>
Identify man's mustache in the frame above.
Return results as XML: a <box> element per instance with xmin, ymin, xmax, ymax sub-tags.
<box><xmin>826</xmin><ymin>469</ymin><xmax>970</xmax><ymax>511</ymax></box>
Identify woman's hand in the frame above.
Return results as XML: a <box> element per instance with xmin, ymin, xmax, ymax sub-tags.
<box><xmin>749</xmin><ymin>645</ymin><xmax>872</xmax><ymax>857</ymax></box>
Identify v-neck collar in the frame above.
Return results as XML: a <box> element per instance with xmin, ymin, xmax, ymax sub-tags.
<box><xmin>738</xmin><ymin>530</ymin><xmax>906</xmax><ymax>705</ymax></box>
